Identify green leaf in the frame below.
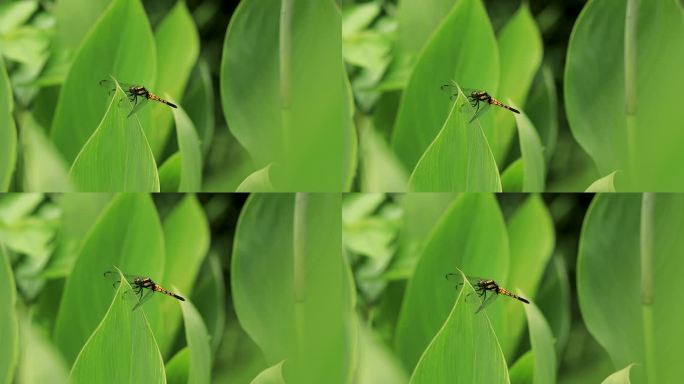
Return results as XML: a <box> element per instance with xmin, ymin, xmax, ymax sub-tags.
<box><xmin>172</xmin><ymin>105</ymin><xmax>202</xmax><ymax>192</ymax></box>
<box><xmin>525</xmin><ymin>66</ymin><xmax>558</xmax><ymax>163</ymax></box>
<box><xmin>235</xmin><ymin>165</ymin><xmax>274</xmax><ymax>192</ymax></box>
<box><xmin>166</xmin><ymin>348</ymin><xmax>189</xmax><ymax>384</ymax></box>
<box><xmin>16</xmin><ymin>312</ymin><xmax>69</xmax><ymax>384</ymax></box>
<box><xmin>54</xmin><ymin>0</ymin><xmax>110</xmax><ymax>50</ymax></box>
<box><xmin>578</xmin><ymin>194</ymin><xmax>684</xmax><ymax>383</ymax></box>
<box><xmin>190</xmin><ymin>254</ymin><xmax>226</xmax><ymax>353</ymax></box>
<box><xmin>51</xmin><ymin>0</ymin><xmax>156</xmax><ymax>164</ymax></box>
<box><xmin>536</xmin><ymin>256</ymin><xmax>571</xmax><ymax>357</ymax></box>
<box><xmin>159</xmin><ymin>152</ymin><xmax>181</xmax><ymax>192</ymax></box>
<box><xmin>395</xmin><ymin>194</ymin><xmax>508</xmax><ymax>370</ymax></box>
<box><xmin>158</xmin><ymin>195</ymin><xmax>208</xmax><ymax>356</ymax></box>
<box><xmin>0</xmin><ymin>1</ymin><xmax>38</xmax><ymax>34</ymax></box>
<box><xmin>0</xmin><ymin>245</ymin><xmax>18</xmax><ymax>384</ymax></box>
<box><xmin>509</xmin><ymin>351</ymin><xmax>533</xmax><ymax>384</ymax></box>
<box><xmin>69</xmin><ymin>85</ymin><xmax>160</xmax><ymax>192</ymax></box>
<box><xmin>180</xmin><ymin>299</ymin><xmax>211</xmax><ymax>384</ymax></box>
<box><xmin>355</xmin><ymin>317</ymin><xmax>408</xmax><ymax>384</ymax></box>
<box><xmin>409</xmin><ymin>272</ymin><xmax>510</xmax><ymax>384</ymax></box>
<box><xmin>513</xmin><ymin>108</ymin><xmax>545</xmax><ymax>191</ymax></box>
<box><xmin>524</xmin><ymin>301</ymin><xmax>556</xmax><ymax>384</ymax></box>
<box><xmin>394</xmin><ymin>0</ymin><xmax>456</xmax><ymax>67</ymax></box>
<box><xmin>18</xmin><ymin>113</ymin><xmax>72</xmax><ymax>192</ymax></box>
<box><xmin>250</xmin><ymin>362</ymin><xmax>285</xmax><ymax>384</ymax></box>
<box><xmin>501</xmin><ymin>158</ymin><xmax>523</xmax><ymax>192</ymax></box>
<box><xmin>602</xmin><ymin>364</ymin><xmax>634</xmax><ymax>384</ymax></box>
<box><xmin>501</xmin><ymin>195</ymin><xmax>554</xmax><ymax>357</ymax></box>
<box><xmin>182</xmin><ymin>60</ymin><xmax>214</xmax><ymax>156</ymax></box>
<box><xmin>392</xmin><ymin>0</ymin><xmax>498</xmax><ymax>172</ymax></box>
<box><xmin>357</xmin><ymin>117</ymin><xmax>408</xmax><ymax>192</ymax></box>
<box><xmin>232</xmin><ymin>194</ymin><xmax>354</xmax><ymax>382</ymax></box>
<box><xmin>54</xmin><ymin>194</ymin><xmax>165</xmax><ymax>364</ymax></box>
<box><xmin>68</xmin><ymin>270</ymin><xmax>165</xmax><ymax>383</ymax></box>
<box><xmin>408</xmin><ymin>88</ymin><xmax>501</xmax><ymax>191</ymax></box>
<box><xmin>493</xmin><ymin>3</ymin><xmax>543</xmax><ymax>162</ymax></box>
<box><xmin>151</xmin><ymin>0</ymin><xmax>199</xmax><ymax>156</ymax></box>
<box><xmin>221</xmin><ymin>0</ymin><xmax>347</xmax><ymax>190</ymax></box>
<box><xmin>342</xmin><ymin>2</ymin><xmax>381</xmax><ymax>38</ymax></box>
<box><xmin>0</xmin><ymin>56</ymin><xmax>16</xmax><ymax>191</ymax></box>
<box><xmin>585</xmin><ymin>171</ymin><xmax>619</xmax><ymax>192</ymax></box>
<box><xmin>565</xmin><ymin>0</ymin><xmax>684</xmax><ymax>190</ymax></box>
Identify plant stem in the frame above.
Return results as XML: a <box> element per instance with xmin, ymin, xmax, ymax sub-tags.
<box><xmin>624</xmin><ymin>0</ymin><xmax>638</xmax><ymax>186</ymax></box>
<box><xmin>293</xmin><ymin>192</ymin><xmax>307</xmax><ymax>376</ymax></box>
<box><xmin>279</xmin><ymin>0</ymin><xmax>293</xmax><ymax>158</ymax></box>
<box><xmin>640</xmin><ymin>193</ymin><xmax>656</xmax><ymax>384</ymax></box>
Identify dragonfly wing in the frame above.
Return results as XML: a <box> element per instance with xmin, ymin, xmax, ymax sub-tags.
<box><xmin>474</xmin><ymin>290</ymin><xmax>498</xmax><ymax>314</ymax></box>
<box><xmin>132</xmin><ymin>289</ymin><xmax>154</xmax><ymax>311</ymax></box>
<box><xmin>469</xmin><ymin>101</ymin><xmax>490</xmax><ymax>123</ymax></box>
<box><xmin>127</xmin><ymin>96</ymin><xmax>148</xmax><ymax>117</ymax></box>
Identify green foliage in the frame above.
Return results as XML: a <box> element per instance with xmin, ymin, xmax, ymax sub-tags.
<box><xmin>0</xmin><ymin>245</ymin><xmax>18</xmax><ymax>384</ymax></box>
<box><xmin>565</xmin><ymin>0</ymin><xmax>684</xmax><ymax>190</ymax></box>
<box><xmin>0</xmin><ymin>58</ymin><xmax>16</xmax><ymax>191</ymax></box>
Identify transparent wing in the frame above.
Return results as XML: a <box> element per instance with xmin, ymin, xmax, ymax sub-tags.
<box><xmin>440</xmin><ymin>83</ymin><xmax>460</xmax><ymax>101</ymax></box>
<box><xmin>469</xmin><ymin>101</ymin><xmax>491</xmax><ymax>123</ymax></box>
<box><xmin>98</xmin><ymin>79</ymin><xmax>140</xmax><ymax>96</ymax></box>
<box><xmin>474</xmin><ymin>289</ymin><xmax>498</xmax><ymax>314</ymax></box>
<box><xmin>132</xmin><ymin>288</ymin><xmax>154</xmax><ymax>311</ymax></box>
<box><xmin>127</xmin><ymin>96</ymin><xmax>148</xmax><ymax>117</ymax></box>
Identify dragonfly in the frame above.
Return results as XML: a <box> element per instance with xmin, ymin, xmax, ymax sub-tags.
<box><xmin>440</xmin><ymin>84</ymin><xmax>520</xmax><ymax>123</ymax></box>
<box><xmin>99</xmin><ymin>79</ymin><xmax>177</xmax><ymax>117</ymax></box>
<box><xmin>104</xmin><ymin>271</ymin><xmax>185</xmax><ymax>310</ymax></box>
<box><xmin>446</xmin><ymin>273</ymin><xmax>529</xmax><ymax>313</ymax></box>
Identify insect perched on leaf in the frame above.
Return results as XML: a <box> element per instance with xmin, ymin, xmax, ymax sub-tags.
<box><xmin>99</xmin><ymin>79</ymin><xmax>177</xmax><ymax>117</ymax></box>
<box><xmin>104</xmin><ymin>271</ymin><xmax>185</xmax><ymax>311</ymax></box>
<box><xmin>441</xmin><ymin>83</ymin><xmax>520</xmax><ymax>123</ymax></box>
<box><xmin>446</xmin><ymin>273</ymin><xmax>529</xmax><ymax>313</ymax></box>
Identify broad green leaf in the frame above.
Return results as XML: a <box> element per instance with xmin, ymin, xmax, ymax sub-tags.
<box><xmin>409</xmin><ymin>272</ymin><xmax>510</xmax><ymax>384</ymax></box>
<box><xmin>69</xmin><ymin>85</ymin><xmax>160</xmax><ymax>192</ymax></box>
<box><xmin>159</xmin><ymin>195</ymin><xmax>209</xmax><ymax>356</ymax></box>
<box><xmin>585</xmin><ymin>171</ymin><xmax>619</xmax><ymax>192</ymax></box>
<box><xmin>392</xmin><ymin>0</ymin><xmax>498</xmax><ymax>172</ymax></box>
<box><xmin>68</xmin><ymin>271</ymin><xmax>165</xmax><ymax>384</ymax></box>
<box><xmin>493</xmin><ymin>3</ymin><xmax>543</xmax><ymax>162</ymax></box>
<box><xmin>408</xmin><ymin>88</ymin><xmax>501</xmax><ymax>192</ymax></box>
<box><xmin>0</xmin><ymin>245</ymin><xmax>18</xmax><ymax>384</ymax></box>
<box><xmin>396</xmin><ymin>194</ymin><xmax>508</xmax><ymax>370</ymax></box>
<box><xmin>18</xmin><ymin>112</ymin><xmax>72</xmax><ymax>192</ymax></box>
<box><xmin>602</xmin><ymin>364</ymin><xmax>634</xmax><ymax>384</ymax></box>
<box><xmin>501</xmin><ymin>195</ymin><xmax>554</xmax><ymax>357</ymax></box>
<box><xmin>54</xmin><ymin>0</ymin><xmax>110</xmax><ymax>51</ymax></box>
<box><xmin>355</xmin><ymin>317</ymin><xmax>408</xmax><ymax>384</ymax></box>
<box><xmin>250</xmin><ymin>362</ymin><xmax>285</xmax><ymax>384</ymax></box>
<box><xmin>152</xmin><ymin>0</ymin><xmax>199</xmax><ymax>157</ymax></box>
<box><xmin>172</xmin><ymin>105</ymin><xmax>202</xmax><ymax>192</ymax></box>
<box><xmin>565</xmin><ymin>0</ymin><xmax>684</xmax><ymax>190</ymax></box>
<box><xmin>0</xmin><ymin>57</ymin><xmax>16</xmax><ymax>191</ymax></box>
<box><xmin>524</xmin><ymin>300</ymin><xmax>556</xmax><ymax>384</ymax></box>
<box><xmin>342</xmin><ymin>2</ymin><xmax>381</xmax><ymax>38</ymax></box>
<box><xmin>343</xmin><ymin>68</ymin><xmax>358</xmax><ymax>192</ymax></box>
<box><xmin>51</xmin><ymin>0</ymin><xmax>156</xmax><ymax>164</ymax></box>
<box><xmin>159</xmin><ymin>152</ymin><xmax>181</xmax><ymax>192</ymax></box>
<box><xmin>166</xmin><ymin>348</ymin><xmax>189</xmax><ymax>384</ymax></box>
<box><xmin>54</xmin><ymin>194</ymin><xmax>165</xmax><ymax>364</ymax></box>
<box><xmin>16</xmin><ymin>313</ymin><xmax>69</xmax><ymax>384</ymax></box>
<box><xmin>501</xmin><ymin>158</ymin><xmax>523</xmax><ymax>192</ymax></box>
<box><xmin>180</xmin><ymin>299</ymin><xmax>211</xmax><ymax>384</ymax></box>
<box><xmin>232</xmin><ymin>194</ymin><xmax>354</xmax><ymax>382</ymax></box>
<box><xmin>525</xmin><ymin>66</ymin><xmax>558</xmax><ymax>163</ymax></box>
<box><xmin>221</xmin><ymin>0</ymin><xmax>347</xmax><ymax>191</ymax></box>
<box><xmin>509</xmin><ymin>351</ymin><xmax>533</xmax><ymax>384</ymax></box>
<box><xmin>513</xmin><ymin>108</ymin><xmax>545</xmax><ymax>191</ymax></box>
<box><xmin>190</xmin><ymin>254</ymin><xmax>226</xmax><ymax>353</ymax></box>
<box><xmin>182</xmin><ymin>60</ymin><xmax>214</xmax><ymax>156</ymax></box>
<box><xmin>357</xmin><ymin>117</ymin><xmax>408</xmax><ymax>192</ymax></box>
<box><xmin>235</xmin><ymin>165</ymin><xmax>274</xmax><ymax>192</ymax></box>
<box><xmin>578</xmin><ymin>194</ymin><xmax>684</xmax><ymax>383</ymax></box>
<box><xmin>536</xmin><ymin>255</ymin><xmax>571</xmax><ymax>357</ymax></box>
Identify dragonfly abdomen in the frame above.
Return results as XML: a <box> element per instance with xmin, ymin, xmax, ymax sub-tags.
<box><xmin>147</xmin><ymin>93</ymin><xmax>177</xmax><ymax>108</ymax></box>
<box><xmin>497</xmin><ymin>287</ymin><xmax>529</xmax><ymax>303</ymax></box>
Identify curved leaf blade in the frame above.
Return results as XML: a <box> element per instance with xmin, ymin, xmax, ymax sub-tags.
<box><xmin>513</xmin><ymin>108</ymin><xmax>545</xmax><ymax>191</ymax></box>
<box><xmin>180</xmin><ymin>299</ymin><xmax>211</xmax><ymax>384</ymax></box>
<box><xmin>524</xmin><ymin>301</ymin><xmax>556</xmax><ymax>384</ymax></box>
<box><xmin>0</xmin><ymin>57</ymin><xmax>16</xmax><ymax>191</ymax></box>
<box><xmin>0</xmin><ymin>245</ymin><xmax>18</xmax><ymax>384</ymax></box>
<box><xmin>172</xmin><ymin>105</ymin><xmax>202</xmax><ymax>192</ymax></box>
